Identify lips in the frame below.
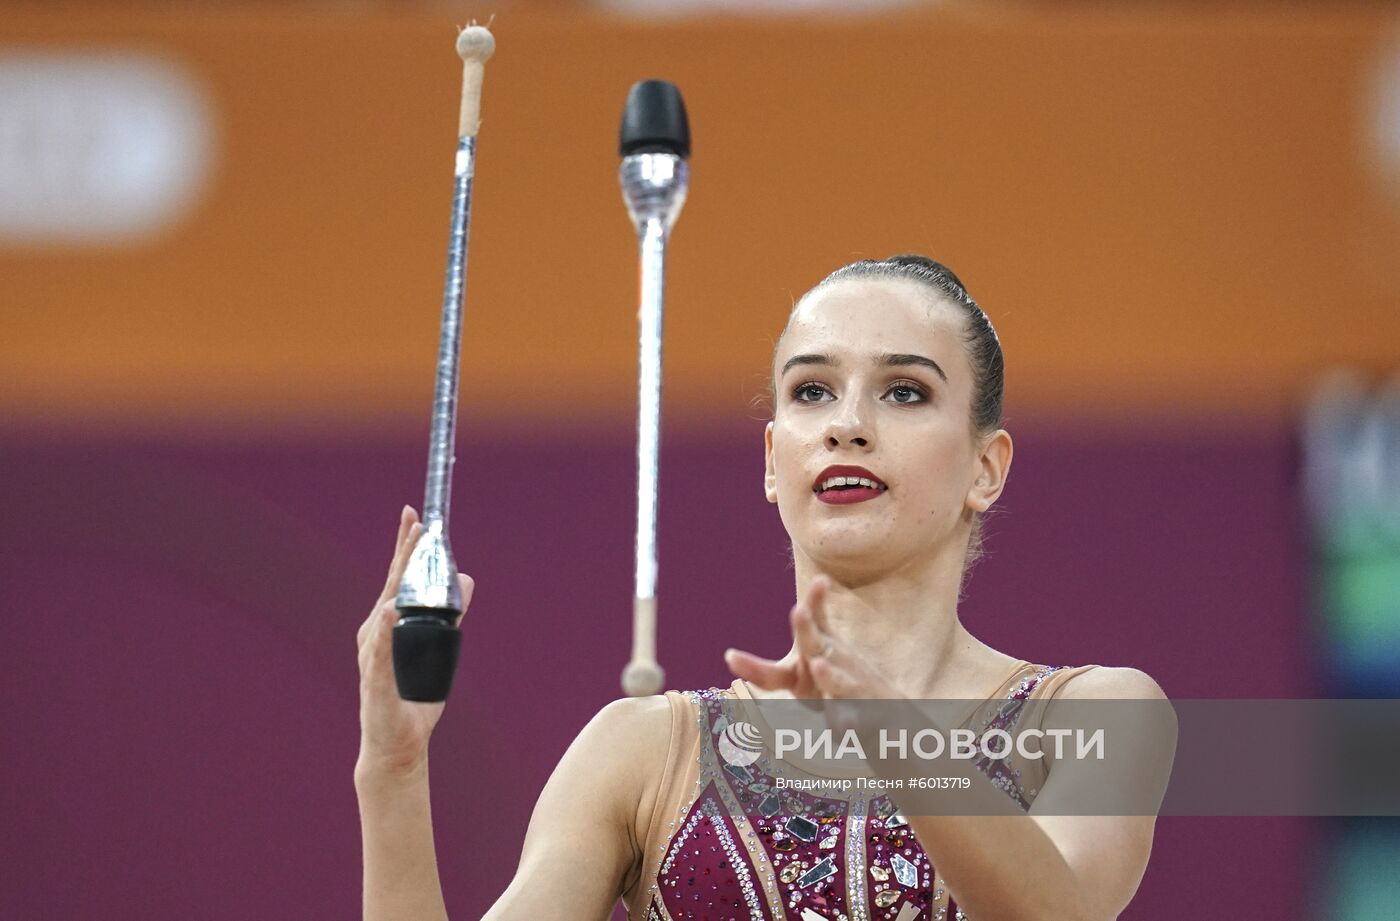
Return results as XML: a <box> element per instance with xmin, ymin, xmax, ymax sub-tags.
<box><xmin>813</xmin><ymin>465</ymin><xmax>887</xmax><ymax>505</ymax></box>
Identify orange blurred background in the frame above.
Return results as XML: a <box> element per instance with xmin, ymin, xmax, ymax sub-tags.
<box><xmin>4</xmin><ymin>4</ymin><xmax>1399</xmax><ymax>432</ymax></box>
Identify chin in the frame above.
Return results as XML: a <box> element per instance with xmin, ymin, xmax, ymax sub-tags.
<box><xmin>800</xmin><ymin>532</ymin><xmax>899</xmax><ymax>574</ymax></box>
<box><xmin>808</xmin><ymin>557</ymin><xmax>897</xmax><ymax>589</ymax></box>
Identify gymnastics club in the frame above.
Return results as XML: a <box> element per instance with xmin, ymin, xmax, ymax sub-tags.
<box><xmin>618</xmin><ymin>81</ymin><xmax>690</xmax><ymax>697</ymax></box>
<box><xmin>392</xmin><ymin>25</ymin><xmax>495</xmax><ymax>703</ymax></box>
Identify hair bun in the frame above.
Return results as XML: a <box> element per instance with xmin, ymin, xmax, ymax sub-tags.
<box><xmin>885</xmin><ymin>254</ymin><xmax>969</xmax><ymax>293</ymax></box>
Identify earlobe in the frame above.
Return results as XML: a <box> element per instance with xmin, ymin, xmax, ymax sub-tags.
<box><xmin>966</xmin><ymin>428</ymin><xmax>1013</xmax><ymax>513</ymax></box>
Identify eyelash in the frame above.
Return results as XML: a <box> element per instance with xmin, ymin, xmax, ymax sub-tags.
<box><xmin>790</xmin><ymin>380</ymin><xmax>930</xmax><ymax>404</ymax></box>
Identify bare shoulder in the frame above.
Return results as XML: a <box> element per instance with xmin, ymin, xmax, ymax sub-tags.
<box><xmin>588</xmin><ymin>693</ymin><xmax>675</xmax><ymax>762</ymax></box>
<box><xmin>583</xmin><ymin>694</ymin><xmax>677</xmax><ymax>838</ymax></box>
<box><xmin>1056</xmin><ymin>665</ymin><xmax>1169</xmax><ymax>702</ymax></box>
<box><xmin>567</xmin><ymin>693</ymin><xmax>675</xmax><ymax>794</ymax></box>
<box><xmin>528</xmin><ymin>693</ymin><xmax>676</xmax><ymax>829</ymax></box>
<box><xmin>479</xmin><ymin>693</ymin><xmax>679</xmax><ymax>921</ymax></box>
<box><xmin>592</xmin><ymin>692</ymin><xmax>673</xmax><ymax>727</ymax></box>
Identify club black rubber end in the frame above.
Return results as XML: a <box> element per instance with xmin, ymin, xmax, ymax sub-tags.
<box><xmin>619</xmin><ymin>80</ymin><xmax>690</xmax><ymax>159</ymax></box>
<box><xmin>392</xmin><ymin>612</ymin><xmax>463</xmax><ymax>703</ymax></box>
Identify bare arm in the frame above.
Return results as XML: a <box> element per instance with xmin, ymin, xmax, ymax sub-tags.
<box><xmin>904</xmin><ymin>667</ymin><xmax>1177</xmax><ymax>921</ymax></box>
<box><xmin>356</xmin><ymin>508</ymin><xmax>673</xmax><ymax>921</ymax></box>
<box><xmin>480</xmin><ymin>694</ymin><xmax>671</xmax><ymax>921</ymax></box>
<box><xmin>728</xmin><ymin>580</ymin><xmax>1177</xmax><ymax>921</ymax></box>
<box><xmin>356</xmin><ymin>507</ymin><xmax>459</xmax><ymax>921</ymax></box>
<box><xmin>356</xmin><ymin>694</ymin><xmax>670</xmax><ymax>921</ymax></box>
<box><xmin>357</xmin><ymin>757</ymin><xmax>450</xmax><ymax>921</ymax></box>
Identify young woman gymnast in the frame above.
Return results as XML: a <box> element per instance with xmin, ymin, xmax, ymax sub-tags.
<box><xmin>356</xmin><ymin>254</ymin><xmax>1172</xmax><ymax>921</ymax></box>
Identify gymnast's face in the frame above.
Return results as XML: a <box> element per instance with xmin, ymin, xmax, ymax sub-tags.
<box><xmin>764</xmin><ymin>277</ymin><xmax>1009</xmax><ymax>579</ymax></box>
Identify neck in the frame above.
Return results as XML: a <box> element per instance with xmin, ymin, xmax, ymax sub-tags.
<box><xmin>783</xmin><ymin>544</ymin><xmax>1013</xmax><ymax>700</ymax></box>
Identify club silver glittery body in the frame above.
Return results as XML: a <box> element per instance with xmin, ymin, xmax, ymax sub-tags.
<box><xmin>396</xmin><ymin>134</ymin><xmax>474</xmax><ymax>615</ymax></box>
<box><xmin>392</xmin><ymin>26</ymin><xmax>494</xmax><ymax>702</ymax></box>
<box><xmin>618</xmin><ymin>80</ymin><xmax>691</xmax><ymax>697</ymax></box>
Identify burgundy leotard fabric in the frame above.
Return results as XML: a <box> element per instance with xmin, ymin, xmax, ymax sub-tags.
<box><xmin>625</xmin><ymin>662</ymin><xmax>1100</xmax><ymax>921</ymax></box>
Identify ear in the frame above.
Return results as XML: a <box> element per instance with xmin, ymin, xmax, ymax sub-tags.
<box><xmin>764</xmin><ymin>422</ymin><xmax>778</xmax><ymax>504</ymax></box>
<box><xmin>965</xmin><ymin>428</ymin><xmax>1013</xmax><ymax>513</ymax></box>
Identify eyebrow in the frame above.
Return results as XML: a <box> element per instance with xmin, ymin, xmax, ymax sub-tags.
<box><xmin>781</xmin><ymin>352</ymin><xmax>948</xmax><ymax>383</ymax></box>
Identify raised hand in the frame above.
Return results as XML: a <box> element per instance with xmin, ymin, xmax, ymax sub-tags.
<box><xmin>356</xmin><ymin>505</ymin><xmax>474</xmax><ymax>777</ymax></box>
<box><xmin>723</xmin><ymin>576</ymin><xmax>900</xmax><ymax>703</ymax></box>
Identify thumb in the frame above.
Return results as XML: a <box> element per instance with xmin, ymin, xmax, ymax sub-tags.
<box><xmin>725</xmin><ymin>648</ymin><xmax>795</xmax><ymax>690</ymax></box>
<box><xmin>453</xmin><ymin>573</ymin><xmax>475</xmax><ymax>627</ymax></box>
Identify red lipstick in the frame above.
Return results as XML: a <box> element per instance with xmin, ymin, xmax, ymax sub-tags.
<box><xmin>813</xmin><ymin>465</ymin><xmax>887</xmax><ymax>505</ymax></box>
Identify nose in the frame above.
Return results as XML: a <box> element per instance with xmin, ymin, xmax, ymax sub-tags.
<box><xmin>824</xmin><ymin>396</ymin><xmax>872</xmax><ymax>450</ymax></box>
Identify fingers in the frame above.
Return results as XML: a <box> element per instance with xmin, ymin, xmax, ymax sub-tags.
<box><xmin>390</xmin><ymin>504</ymin><xmax>416</xmax><ymax>562</ymax></box>
<box><xmin>803</xmin><ymin>576</ymin><xmax>832</xmax><ymax>634</ymax></box>
<box><xmin>357</xmin><ymin>597</ymin><xmax>400</xmax><ymax>682</ymax></box>
<box><xmin>724</xmin><ymin>648</ymin><xmax>796</xmax><ymax>690</ymax></box>
<box><xmin>728</xmin><ymin>579</ymin><xmax>835</xmax><ymax>702</ymax></box>
<box><xmin>360</xmin><ymin>570</ymin><xmax>473</xmax><ymax>657</ymax></box>
<box><xmin>454</xmin><ymin>573</ymin><xmax>475</xmax><ymax>627</ymax></box>
<box><xmin>378</xmin><ymin>508</ymin><xmax>423</xmax><ymax>605</ymax></box>
<box><xmin>791</xmin><ymin>601</ymin><xmax>830</xmax><ymax>662</ymax></box>
<box><xmin>361</xmin><ymin>506</ymin><xmax>418</xmax><ymax>652</ymax></box>
<box><xmin>792</xmin><ymin>585</ymin><xmax>844</xmax><ymax>700</ymax></box>
<box><xmin>808</xmin><ymin>655</ymin><xmax>853</xmax><ymax>698</ymax></box>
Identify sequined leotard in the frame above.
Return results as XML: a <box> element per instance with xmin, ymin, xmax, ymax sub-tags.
<box><xmin>623</xmin><ymin>661</ymin><xmax>1100</xmax><ymax>921</ymax></box>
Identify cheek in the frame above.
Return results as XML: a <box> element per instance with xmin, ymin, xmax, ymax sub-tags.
<box><xmin>770</xmin><ymin>420</ymin><xmax>803</xmax><ymax>469</ymax></box>
<box><xmin>776</xmin><ymin>455</ymin><xmax>807</xmax><ymax>499</ymax></box>
<box><xmin>893</xmin><ymin>436</ymin><xmax>975</xmax><ymax>506</ymax></box>
<box><xmin>771</xmin><ymin>430</ymin><xmax>819</xmax><ymax>504</ymax></box>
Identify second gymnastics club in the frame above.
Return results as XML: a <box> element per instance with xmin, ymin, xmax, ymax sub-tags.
<box><xmin>393</xmin><ymin>25</ymin><xmax>494</xmax><ymax>703</ymax></box>
<box><xmin>618</xmin><ymin>80</ymin><xmax>690</xmax><ymax>697</ymax></box>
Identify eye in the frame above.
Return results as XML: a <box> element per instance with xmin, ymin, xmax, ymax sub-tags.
<box><xmin>885</xmin><ymin>381</ymin><xmax>928</xmax><ymax>404</ymax></box>
<box><xmin>792</xmin><ymin>382</ymin><xmax>833</xmax><ymax>403</ymax></box>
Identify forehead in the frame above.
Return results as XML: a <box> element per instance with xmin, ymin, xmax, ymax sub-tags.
<box><xmin>777</xmin><ymin>277</ymin><xmax>966</xmax><ymax>367</ymax></box>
